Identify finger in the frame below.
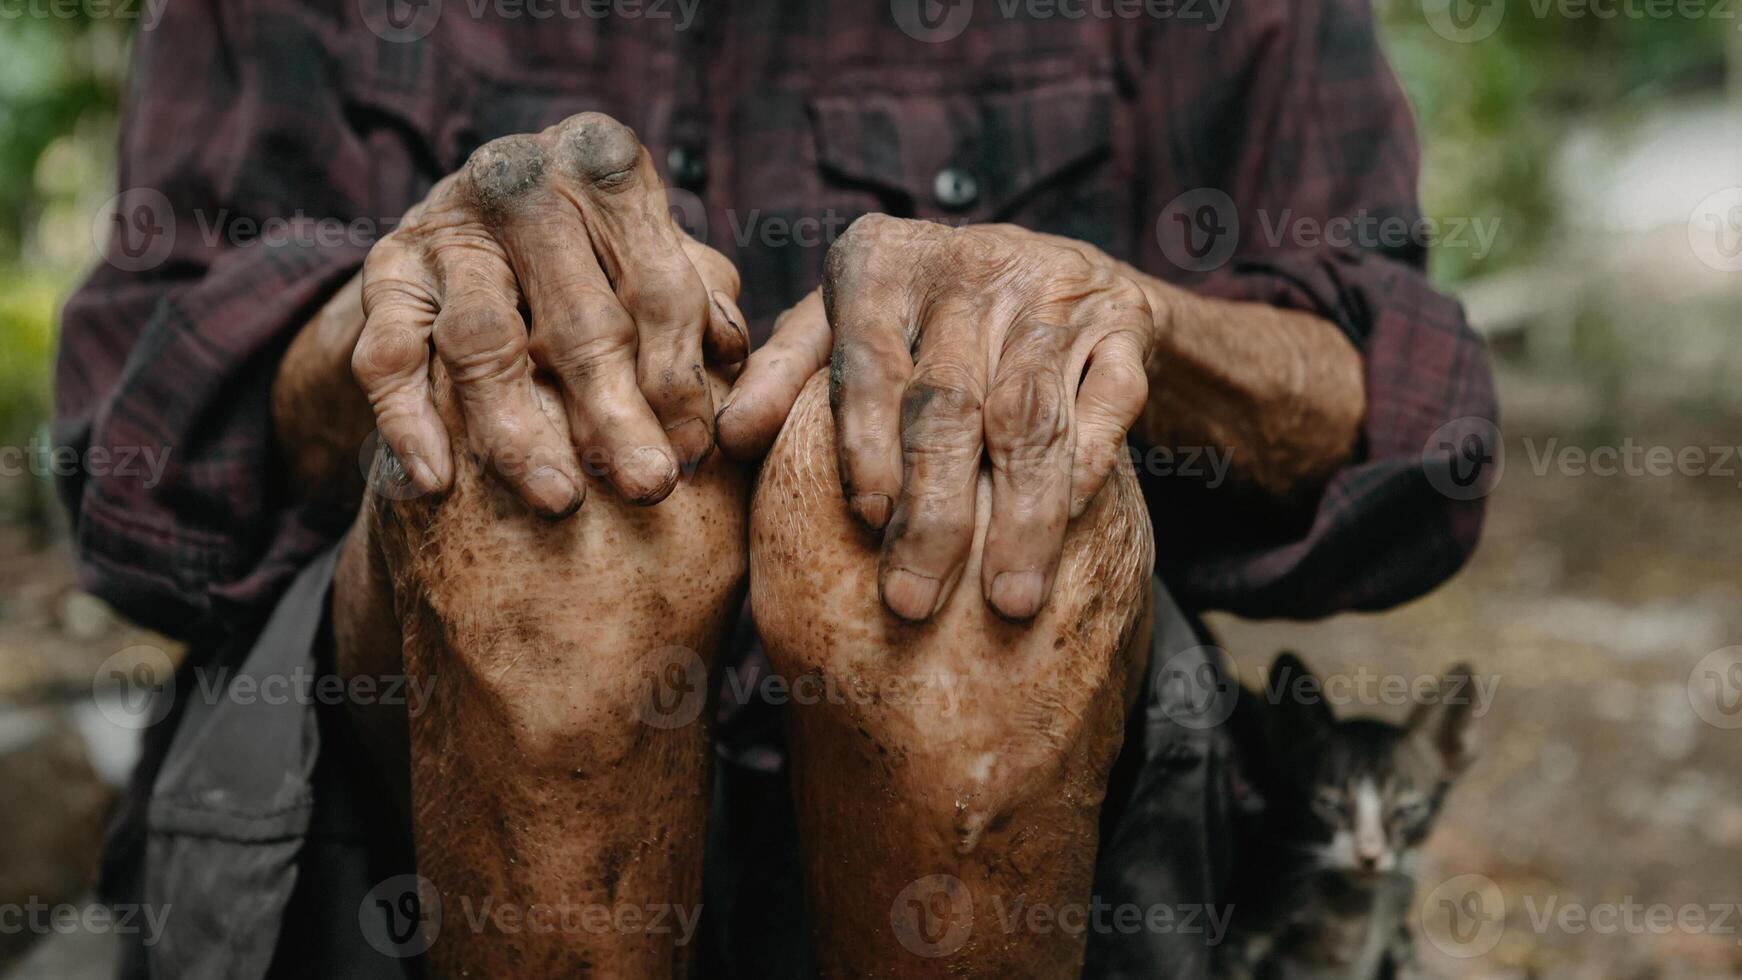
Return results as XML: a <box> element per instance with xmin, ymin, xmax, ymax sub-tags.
<box><xmin>552</xmin><ymin>114</ymin><xmax>715</xmax><ymax>465</ymax></box>
<box><xmin>879</xmin><ymin>301</ymin><xmax>988</xmax><ymax>623</ymax></box>
<box><xmin>979</xmin><ymin>317</ymin><xmax>1074</xmax><ymax>621</ymax></box>
<box><xmin>353</xmin><ymin>235</ymin><xmax>449</xmax><ymax>493</ymax></box>
<box><xmin>716</xmin><ymin>290</ymin><xmax>830</xmax><ymax>460</ymax></box>
<box><xmin>430</xmin><ymin>264</ymin><xmax>583</xmax><ymax>518</ymax></box>
<box><xmin>498</xmin><ymin>203</ymin><xmax>680</xmax><ymax>505</ymax></box>
<box><xmin>681</xmin><ymin>237</ymin><xmax>750</xmax><ymax>365</ymax></box>
<box><xmin>1069</xmin><ymin>328</ymin><xmax>1151</xmax><ymax>518</ymax></box>
<box><xmin>825</xmin><ymin>216</ymin><xmax>921</xmax><ymax>532</ymax></box>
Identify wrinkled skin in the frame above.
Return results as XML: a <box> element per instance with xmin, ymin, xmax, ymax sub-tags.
<box><xmin>335</xmin><ymin>361</ymin><xmax>747</xmax><ymax>977</ymax></box>
<box><xmin>352</xmin><ymin>111</ymin><xmax>747</xmax><ymax>516</ymax></box>
<box><xmin>751</xmin><ymin>373</ymin><xmax>1155</xmax><ymax>977</ymax></box>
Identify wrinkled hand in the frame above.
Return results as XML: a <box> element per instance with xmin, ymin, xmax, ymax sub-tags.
<box><xmin>720</xmin><ymin>216</ymin><xmax>1154</xmax><ymax>622</ymax></box>
<box><xmin>354</xmin><ymin>112</ymin><xmax>748</xmax><ymax>516</ymax></box>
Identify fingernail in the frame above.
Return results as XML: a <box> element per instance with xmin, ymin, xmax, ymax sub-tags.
<box><xmin>403</xmin><ymin>452</ymin><xmax>438</xmax><ymax>492</ymax></box>
<box><xmin>711</xmin><ymin>289</ymin><xmax>745</xmax><ymax>335</ymax></box>
<box><xmin>665</xmin><ymin>417</ymin><xmax>713</xmax><ymax>467</ymax></box>
<box><xmin>850</xmin><ymin>492</ymin><xmax>892</xmax><ymax>530</ymax></box>
<box><xmin>525</xmin><ymin>466</ymin><xmax>580</xmax><ymax>516</ymax></box>
<box><xmin>882</xmin><ymin>568</ymin><xmax>942</xmax><ymax>622</ymax></box>
<box><xmin>989</xmin><ymin>571</ymin><xmax>1046</xmax><ymax>621</ymax></box>
<box><xmin>621</xmin><ymin>445</ymin><xmax>678</xmax><ymax>503</ymax></box>
<box><xmin>1069</xmin><ymin>493</ymin><xmax>1090</xmax><ymax>519</ymax></box>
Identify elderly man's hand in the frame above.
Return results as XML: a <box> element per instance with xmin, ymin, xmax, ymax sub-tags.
<box><xmin>353</xmin><ymin>112</ymin><xmax>747</xmax><ymax>516</ymax></box>
<box><xmin>720</xmin><ymin>215</ymin><xmax>1155</xmax><ymax>622</ymax></box>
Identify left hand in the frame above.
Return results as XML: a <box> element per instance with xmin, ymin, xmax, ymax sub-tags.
<box><xmin>719</xmin><ymin>215</ymin><xmax>1155</xmax><ymax>622</ymax></box>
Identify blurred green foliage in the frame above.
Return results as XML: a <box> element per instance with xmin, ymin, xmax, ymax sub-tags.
<box><xmin>0</xmin><ymin>12</ymin><xmax>126</xmax><ymax>443</ymax></box>
<box><xmin>1376</xmin><ymin>0</ymin><xmax>1730</xmax><ymax>281</ymax></box>
<box><xmin>0</xmin><ymin>4</ymin><xmax>1731</xmax><ymax>444</ymax></box>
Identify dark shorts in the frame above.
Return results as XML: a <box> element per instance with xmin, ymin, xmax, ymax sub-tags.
<box><xmin>105</xmin><ymin>547</ymin><xmax>1241</xmax><ymax>979</ymax></box>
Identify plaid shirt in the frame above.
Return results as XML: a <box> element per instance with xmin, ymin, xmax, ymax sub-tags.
<box><xmin>56</xmin><ymin>0</ymin><xmax>1495</xmax><ymax>639</ymax></box>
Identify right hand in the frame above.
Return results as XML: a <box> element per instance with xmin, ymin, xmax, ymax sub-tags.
<box><xmin>353</xmin><ymin>112</ymin><xmax>748</xmax><ymax>517</ymax></box>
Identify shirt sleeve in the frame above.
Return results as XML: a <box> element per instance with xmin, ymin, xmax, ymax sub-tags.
<box><xmin>1135</xmin><ymin>0</ymin><xmax>1500</xmax><ymax>618</ymax></box>
<box><xmin>53</xmin><ymin>0</ymin><xmax>411</xmax><ymax>638</ymax></box>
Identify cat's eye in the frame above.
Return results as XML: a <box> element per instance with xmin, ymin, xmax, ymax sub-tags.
<box><xmin>1392</xmin><ymin>798</ymin><xmax>1429</xmax><ymax>822</ymax></box>
<box><xmin>1313</xmin><ymin>789</ymin><xmax>1348</xmax><ymax>818</ymax></box>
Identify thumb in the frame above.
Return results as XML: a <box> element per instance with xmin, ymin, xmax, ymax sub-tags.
<box><xmin>716</xmin><ymin>289</ymin><xmax>831</xmax><ymax>460</ymax></box>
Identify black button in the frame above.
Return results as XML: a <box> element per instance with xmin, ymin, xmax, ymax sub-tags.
<box><xmin>668</xmin><ymin>145</ymin><xmax>708</xmax><ymax>192</ymax></box>
<box><xmin>933</xmin><ymin>167</ymin><xmax>979</xmax><ymax>211</ymax></box>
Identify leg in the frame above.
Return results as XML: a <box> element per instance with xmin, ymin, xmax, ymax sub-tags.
<box><xmin>334</xmin><ymin>362</ymin><xmax>747</xmax><ymax>976</ymax></box>
<box><xmin>751</xmin><ymin>373</ymin><xmax>1154</xmax><ymax>977</ymax></box>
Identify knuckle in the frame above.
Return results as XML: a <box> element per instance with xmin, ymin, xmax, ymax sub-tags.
<box><xmin>831</xmin><ymin>337</ymin><xmax>909</xmax><ymax>395</ymax></box>
<box><xmin>985</xmin><ymin>370</ymin><xmax>1065</xmax><ymax>448</ymax></box>
<box><xmin>622</xmin><ymin>259</ymin><xmax>706</xmax><ymax>333</ymax></box>
<box><xmin>824</xmin><ymin>214</ymin><xmax>901</xmax><ymax>297</ymax></box>
<box><xmin>530</xmin><ymin>324</ymin><xmax>630</xmax><ymax>382</ymax></box>
<box><xmin>351</xmin><ymin>326</ymin><xmax>419</xmax><ymax>388</ymax></box>
<box><xmin>901</xmin><ymin>368</ymin><xmax>982</xmax><ymax>433</ymax></box>
<box><xmin>437</xmin><ymin>309</ymin><xmax>526</xmax><ymax>383</ymax></box>
<box><xmin>462</xmin><ymin>134</ymin><xmax>550</xmax><ymax>215</ymax></box>
<box><xmin>555</xmin><ymin>112</ymin><xmax>643</xmax><ymax>189</ymax></box>
<box><xmin>638</xmin><ymin>357</ymin><xmax>707</xmax><ymax>408</ymax></box>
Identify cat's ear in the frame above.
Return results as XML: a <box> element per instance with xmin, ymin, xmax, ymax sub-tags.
<box><xmin>1407</xmin><ymin>662</ymin><xmax>1480</xmax><ymax>776</ymax></box>
<box><xmin>1268</xmin><ymin>651</ymin><xmax>1333</xmax><ymax>740</ymax></box>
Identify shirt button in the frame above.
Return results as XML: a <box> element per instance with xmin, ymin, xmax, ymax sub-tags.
<box><xmin>933</xmin><ymin>167</ymin><xmax>979</xmax><ymax>211</ymax></box>
<box><xmin>668</xmin><ymin>145</ymin><xmax>708</xmax><ymax>192</ymax></box>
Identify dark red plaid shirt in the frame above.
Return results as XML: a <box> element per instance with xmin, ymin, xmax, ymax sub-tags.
<box><xmin>56</xmin><ymin>0</ymin><xmax>1495</xmax><ymax>639</ymax></box>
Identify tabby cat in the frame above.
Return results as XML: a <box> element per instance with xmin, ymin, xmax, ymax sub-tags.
<box><xmin>1215</xmin><ymin>652</ymin><xmax>1481</xmax><ymax>980</ymax></box>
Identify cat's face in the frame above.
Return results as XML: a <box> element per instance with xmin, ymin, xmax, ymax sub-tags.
<box><xmin>1262</xmin><ymin>653</ymin><xmax>1480</xmax><ymax>880</ymax></box>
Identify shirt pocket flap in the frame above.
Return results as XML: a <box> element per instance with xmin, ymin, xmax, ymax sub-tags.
<box><xmin>811</xmin><ymin>77</ymin><xmax>1114</xmax><ymax>223</ymax></box>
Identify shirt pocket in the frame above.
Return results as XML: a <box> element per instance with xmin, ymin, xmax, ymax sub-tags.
<box><xmin>807</xmin><ymin>73</ymin><xmax>1132</xmax><ymax>254</ymax></box>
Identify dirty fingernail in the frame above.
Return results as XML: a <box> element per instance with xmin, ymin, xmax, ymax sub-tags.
<box><xmin>525</xmin><ymin>466</ymin><xmax>580</xmax><ymax>515</ymax></box>
<box><xmin>711</xmin><ymin>289</ymin><xmax>745</xmax><ymax>333</ymax></box>
<box><xmin>621</xmin><ymin>445</ymin><xmax>678</xmax><ymax>503</ymax></box>
<box><xmin>850</xmin><ymin>492</ymin><xmax>892</xmax><ymax>530</ymax></box>
<box><xmin>883</xmin><ymin>568</ymin><xmax>942</xmax><ymax>622</ymax></box>
<box><xmin>665</xmin><ymin>416</ymin><xmax>713</xmax><ymax>467</ymax></box>
<box><xmin>989</xmin><ymin>570</ymin><xmax>1046</xmax><ymax>621</ymax></box>
<box><xmin>402</xmin><ymin>452</ymin><xmax>438</xmax><ymax>492</ymax></box>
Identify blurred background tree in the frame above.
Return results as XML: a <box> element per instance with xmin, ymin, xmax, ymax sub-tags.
<box><xmin>0</xmin><ymin>12</ymin><xmax>127</xmax><ymax>525</ymax></box>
